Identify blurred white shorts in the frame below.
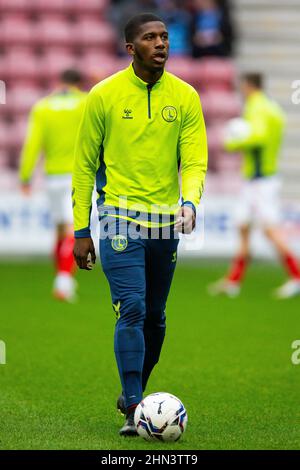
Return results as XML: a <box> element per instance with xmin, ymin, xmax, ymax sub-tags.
<box><xmin>46</xmin><ymin>174</ymin><xmax>73</xmax><ymax>225</ymax></box>
<box><xmin>235</xmin><ymin>176</ymin><xmax>281</xmax><ymax>227</ymax></box>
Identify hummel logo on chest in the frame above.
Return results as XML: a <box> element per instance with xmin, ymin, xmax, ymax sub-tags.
<box><xmin>122</xmin><ymin>108</ymin><xmax>133</xmax><ymax>119</ymax></box>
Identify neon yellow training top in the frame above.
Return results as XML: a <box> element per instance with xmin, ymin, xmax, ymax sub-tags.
<box><xmin>19</xmin><ymin>88</ymin><xmax>87</xmax><ymax>183</ymax></box>
<box><xmin>72</xmin><ymin>64</ymin><xmax>207</xmax><ymax>237</ymax></box>
<box><xmin>225</xmin><ymin>91</ymin><xmax>285</xmax><ymax>179</ymax></box>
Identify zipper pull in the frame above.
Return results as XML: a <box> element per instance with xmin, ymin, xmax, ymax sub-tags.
<box><xmin>147</xmin><ymin>84</ymin><xmax>153</xmax><ymax>119</ymax></box>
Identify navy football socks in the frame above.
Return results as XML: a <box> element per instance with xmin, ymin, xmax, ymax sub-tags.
<box><xmin>142</xmin><ymin>324</ymin><xmax>166</xmax><ymax>391</ymax></box>
<box><xmin>114</xmin><ymin>326</ymin><xmax>145</xmax><ymax>408</ymax></box>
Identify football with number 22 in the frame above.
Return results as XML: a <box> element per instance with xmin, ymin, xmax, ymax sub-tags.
<box><xmin>134</xmin><ymin>392</ymin><xmax>187</xmax><ymax>442</ymax></box>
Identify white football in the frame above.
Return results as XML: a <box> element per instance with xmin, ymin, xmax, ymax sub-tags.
<box><xmin>224</xmin><ymin>117</ymin><xmax>251</xmax><ymax>142</ymax></box>
<box><xmin>134</xmin><ymin>392</ymin><xmax>188</xmax><ymax>442</ymax></box>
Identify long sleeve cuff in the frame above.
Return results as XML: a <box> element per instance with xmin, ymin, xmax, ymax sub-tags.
<box><xmin>74</xmin><ymin>227</ymin><xmax>91</xmax><ymax>239</ymax></box>
<box><xmin>182</xmin><ymin>200</ymin><xmax>196</xmax><ymax>215</ymax></box>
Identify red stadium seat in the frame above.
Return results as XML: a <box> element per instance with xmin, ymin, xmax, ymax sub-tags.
<box><xmin>0</xmin><ymin>14</ymin><xmax>37</xmax><ymax>45</ymax></box>
<box><xmin>206</xmin><ymin>125</ymin><xmax>241</xmax><ymax>175</ymax></box>
<box><xmin>71</xmin><ymin>0</ymin><xmax>109</xmax><ymax>14</ymax></box>
<box><xmin>0</xmin><ymin>121</ymin><xmax>9</xmax><ymax>151</ymax></box>
<box><xmin>0</xmin><ymin>55</ymin><xmax>6</xmax><ymax>81</ymax></box>
<box><xmin>166</xmin><ymin>57</ymin><xmax>202</xmax><ymax>89</ymax></box>
<box><xmin>37</xmin><ymin>17</ymin><xmax>73</xmax><ymax>46</ymax></box>
<box><xmin>81</xmin><ymin>51</ymin><xmax>121</xmax><ymax>80</ymax></box>
<box><xmin>5</xmin><ymin>118</ymin><xmax>28</xmax><ymax>151</ymax></box>
<box><xmin>0</xmin><ymin>0</ymin><xmax>108</xmax><ymax>14</ymax></box>
<box><xmin>0</xmin><ymin>149</ymin><xmax>9</xmax><ymax>169</ymax></box>
<box><xmin>206</xmin><ymin>124</ymin><xmax>225</xmax><ymax>155</ymax></box>
<box><xmin>0</xmin><ymin>119</ymin><xmax>23</xmax><ymax>150</ymax></box>
<box><xmin>199</xmin><ymin>58</ymin><xmax>236</xmax><ymax>91</ymax></box>
<box><xmin>33</xmin><ymin>0</ymin><xmax>68</xmax><ymax>11</ymax></box>
<box><xmin>9</xmin><ymin>77</ymin><xmax>44</xmax><ymax>89</ymax></box>
<box><xmin>0</xmin><ymin>48</ymin><xmax>39</xmax><ymax>80</ymax></box>
<box><xmin>37</xmin><ymin>12</ymin><xmax>70</xmax><ymax>21</ymax></box>
<box><xmin>6</xmin><ymin>85</ymin><xmax>44</xmax><ymax>114</ymax></box>
<box><xmin>30</xmin><ymin>0</ymin><xmax>108</xmax><ymax>14</ymax></box>
<box><xmin>0</xmin><ymin>0</ymin><xmax>29</xmax><ymax>12</ymax></box>
<box><xmin>0</xmin><ymin>117</ymin><xmax>32</xmax><ymax>169</ymax></box>
<box><xmin>73</xmin><ymin>19</ymin><xmax>116</xmax><ymax>50</ymax></box>
<box><xmin>166</xmin><ymin>58</ymin><xmax>236</xmax><ymax>92</ymax></box>
<box><xmin>201</xmin><ymin>91</ymin><xmax>241</xmax><ymax>121</ymax></box>
<box><xmin>39</xmin><ymin>49</ymin><xmax>78</xmax><ymax>78</ymax></box>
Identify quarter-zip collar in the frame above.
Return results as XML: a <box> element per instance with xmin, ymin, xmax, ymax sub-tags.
<box><xmin>126</xmin><ymin>63</ymin><xmax>165</xmax><ymax>90</ymax></box>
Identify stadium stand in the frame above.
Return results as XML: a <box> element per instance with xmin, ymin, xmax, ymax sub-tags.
<box><xmin>0</xmin><ymin>0</ymin><xmax>109</xmax><ymax>14</ymax></box>
<box><xmin>0</xmin><ymin>0</ymin><xmax>238</xmax><ymax>183</ymax></box>
<box><xmin>233</xmin><ymin>0</ymin><xmax>300</xmax><ymax>200</ymax></box>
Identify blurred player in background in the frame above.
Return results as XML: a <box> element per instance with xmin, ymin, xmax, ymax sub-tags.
<box><xmin>19</xmin><ymin>69</ymin><xmax>87</xmax><ymax>302</ymax></box>
<box><xmin>72</xmin><ymin>13</ymin><xmax>207</xmax><ymax>436</ymax></box>
<box><xmin>209</xmin><ymin>73</ymin><xmax>300</xmax><ymax>299</ymax></box>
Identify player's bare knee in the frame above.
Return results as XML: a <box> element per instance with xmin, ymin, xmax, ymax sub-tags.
<box><xmin>239</xmin><ymin>224</ymin><xmax>250</xmax><ymax>236</ymax></box>
<box><xmin>263</xmin><ymin>226</ymin><xmax>275</xmax><ymax>240</ymax></box>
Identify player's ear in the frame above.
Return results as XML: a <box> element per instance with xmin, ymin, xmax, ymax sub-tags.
<box><xmin>126</xmin><ymin>43</ymin><xmax>135</xmax><ymax>57</ymax></box>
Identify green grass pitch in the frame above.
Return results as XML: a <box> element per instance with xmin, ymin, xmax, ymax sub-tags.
<box><xmin>0</xmin><ymin>259</ymin><xmax>299</xmax><ymax>450</ymax></box>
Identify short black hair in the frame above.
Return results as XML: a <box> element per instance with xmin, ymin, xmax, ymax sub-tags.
<box><xmin>241</xmin><ymin>72</ymin><xmax>263</xmax><ymax>89</ymax></box>
<box><xmin>124</xmin><ymin>13</ymin><xmax>165</xmax><ymax>42</ymax></box>
<box><xmin>60</xmin><ymin>69</ymin><xmax>82</xmax><ymax>85</ymax></box>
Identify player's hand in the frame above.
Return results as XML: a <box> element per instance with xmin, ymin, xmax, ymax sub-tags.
<box><xmin>73</xmin><ymin>237</ymin><xmax>96</xmax><ymax>270</ymax></box>
<box><xmin>21</xmin><ymin>183</ymin><xmax>31</xmax><ymax>196</ymax></box>
<box><xmin>174</xmin><ymin>206</ymin><xmax>196</xmax><ymax>234</ymax></box>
